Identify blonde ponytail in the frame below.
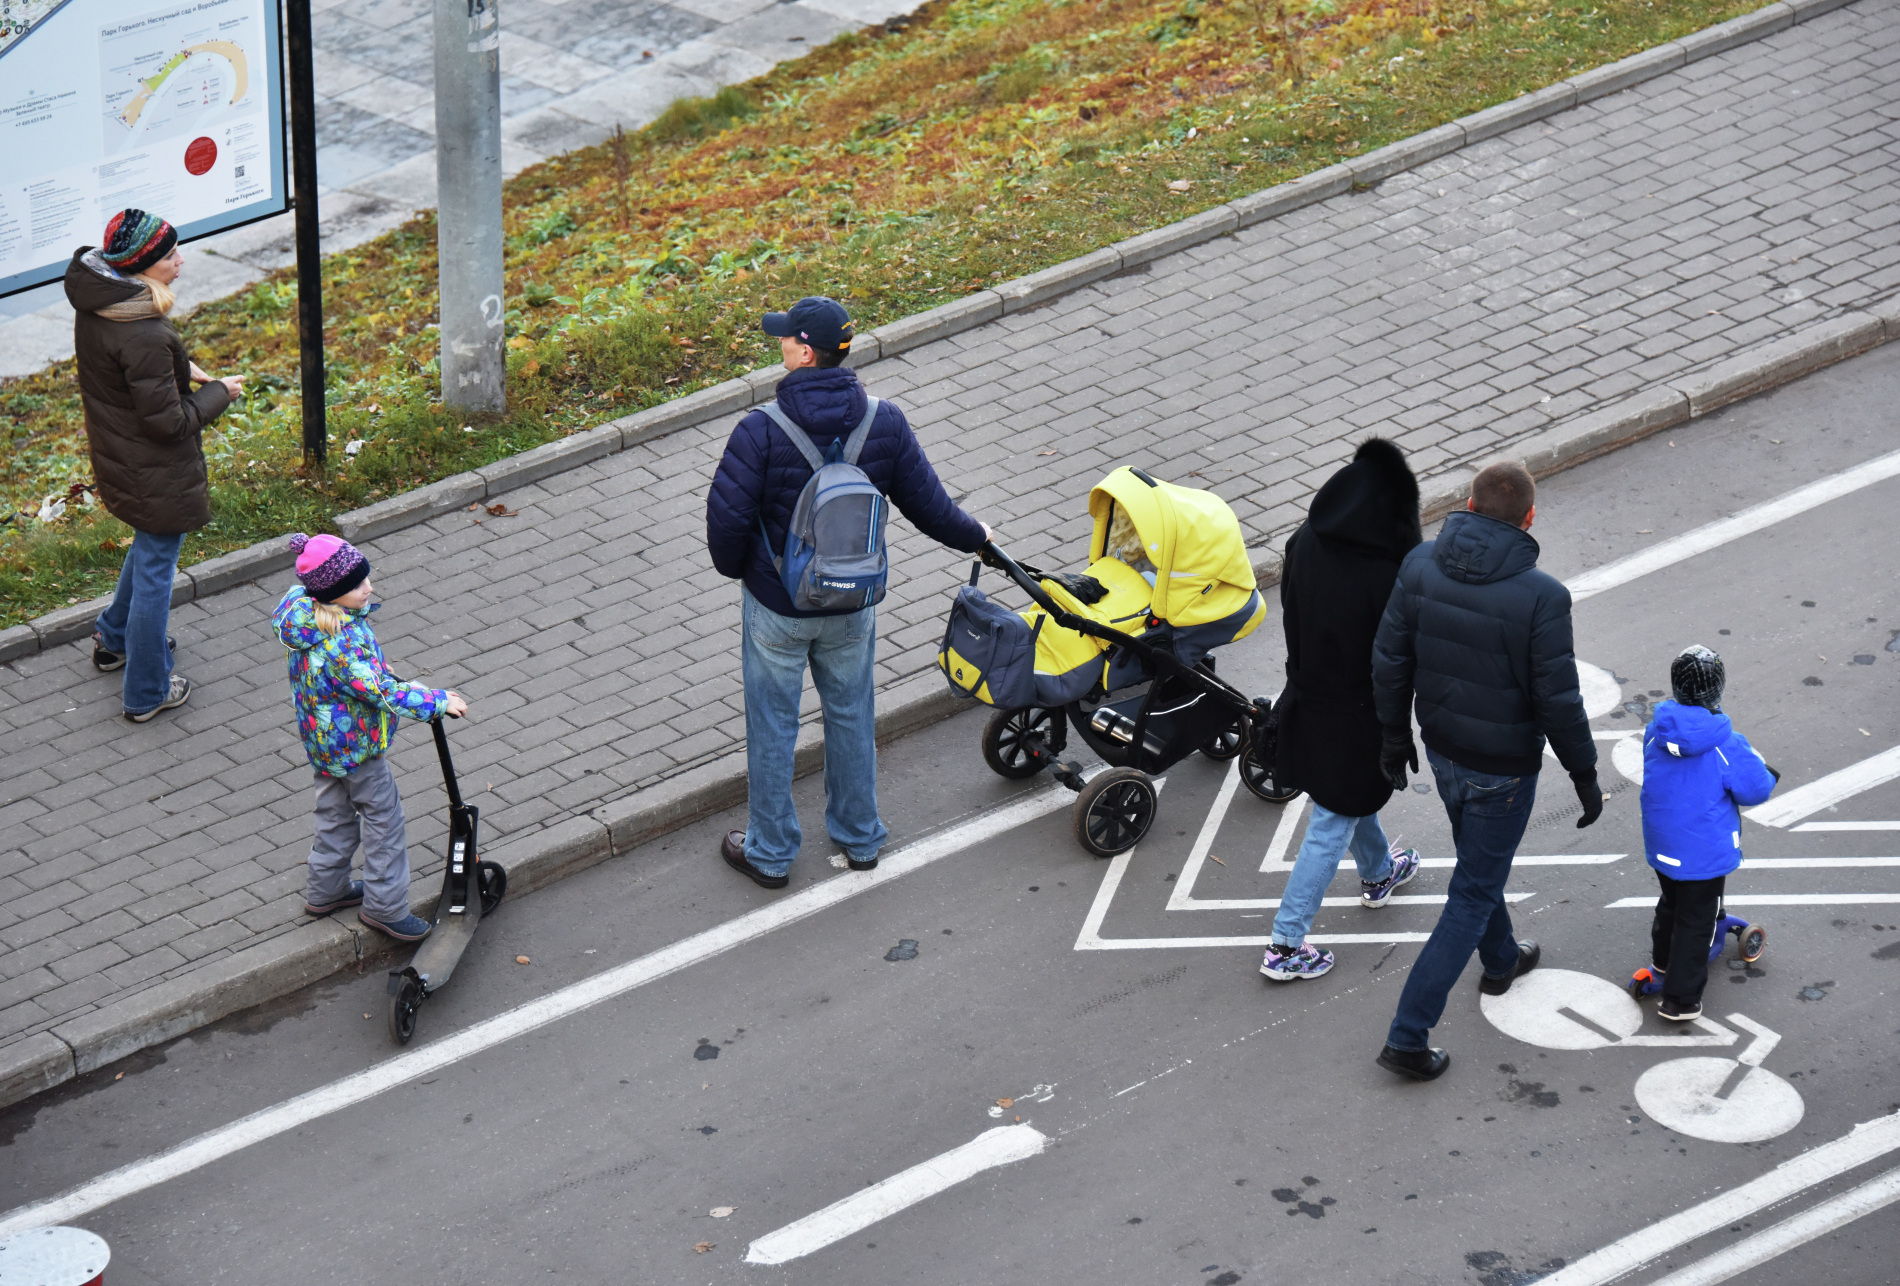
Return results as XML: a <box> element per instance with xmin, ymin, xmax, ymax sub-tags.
<box><xmin>133</xmin><ymin>273</ymin><xmax>176</xmax><ymax>316</ymax></box>
<box><xmin>312</xmin><ymin>600</ymin><xmax>347</xmax><ymax>637</ymax></box>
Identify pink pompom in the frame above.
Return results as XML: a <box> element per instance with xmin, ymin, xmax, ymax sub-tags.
<box><xmin>287</xmin><ymin>532</ymin><xmax>309</xmax><ymax>555</ymax></box>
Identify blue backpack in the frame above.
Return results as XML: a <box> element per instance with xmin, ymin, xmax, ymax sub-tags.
<box><xmin>758</xmin><ymin>397</ymin><xmax>889</xmax><ymax>612</ymax></box>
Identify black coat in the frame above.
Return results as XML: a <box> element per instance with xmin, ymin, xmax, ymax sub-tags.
<box><xmin>1372</xmin><ymin>509</ymin><xmax>1596</xmax><ymax>779</ymax></box>
<box><xmin>1275</xmin><ymin>439</ymin><xmax>1421</xmax><ymax>817</ymax></box>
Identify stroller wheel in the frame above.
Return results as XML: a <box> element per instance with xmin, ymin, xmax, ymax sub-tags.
<box><xmin>1739</xmin><ymin>923</ymin><xmax>1766</xmax><ymax>963</ymax></box>
<box><xmin>1072</xmin><ymin>767</ymin><xmax>1158</xmax><ymax>857</ymax></box>
<box><xmin>983</xmin><ymin>707</ymin><xmax>1062</xmax><ymax>779</ymax></box>
<box><xmin>1239</xmin><ymin>738</ymin><xmax>1300</xmax><ymax>804</ymax></box>
<box><xmin>1200</xmin><ymin>717</ymin><xmax>1247</xmax><ymax>761</ymax></box>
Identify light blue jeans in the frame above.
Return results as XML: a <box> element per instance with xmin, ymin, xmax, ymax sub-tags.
<box><xmin>1272</xmin><ymin>802</ymin><xmax>1396</xmax><ymax>948</ymax></box>
<box><xmin>741</xmin><ymin>587</ymin><xmax>888</xmax><ymax>876</ymax></box>
<box><xmin>94</xmin><ymin>528</ymin><xmax>184</xmax><ymax>714</ymax></box>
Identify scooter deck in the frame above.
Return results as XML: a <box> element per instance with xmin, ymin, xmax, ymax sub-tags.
<box><xmin>407</xmin><ymin>887</ymin><xmax>482</xmax><ymax>995</ymax></box>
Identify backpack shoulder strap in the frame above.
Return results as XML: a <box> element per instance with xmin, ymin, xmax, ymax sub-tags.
<box><xmin>759</xmin><ymin>400</ymin><xmax>827</xmax><ymax>471</ymax></box>
<box><xmin>840</xmin><ymin>396</ymin><xmax>880</xmax><ymax>466</ymax></box>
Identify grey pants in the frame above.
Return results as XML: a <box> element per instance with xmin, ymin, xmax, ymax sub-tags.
<box><xmin>308</xmin><ymin>757</ymin><xmax>412</xmax><ymax>921</ymax></box>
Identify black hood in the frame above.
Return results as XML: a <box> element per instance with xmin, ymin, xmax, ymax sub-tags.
<box><xmin>1308</xmin><ymin>437</ymin><xmax>1422</xmax><ymax>562</ymax></box>
<box><xmin>63</xmin><ymin>247</ymin><xmax>146</xmax><ymax>314</ymax></box>
<box><xmin>1433</xmin><ymin>509</ymin><xmax>1542</xmax><ymax>584</ymax></box>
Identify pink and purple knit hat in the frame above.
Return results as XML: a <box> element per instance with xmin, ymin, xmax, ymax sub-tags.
<box><xmin>287</xmin><ymin>533</ymin><xmax>370</xmax><ymax>603</ymax></box>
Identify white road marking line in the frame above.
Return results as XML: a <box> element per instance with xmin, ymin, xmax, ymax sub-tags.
<box><xmin>1642</xmin><ymin>1164</ymin><xmax>1900</xmax><ymax>1286</ymax></box>
<box><xmin>1745</xmin><ymin>744</ymin><xmax>1900</xmax><ymax>828</ymax></box>
<box><xmin>1792</xmin><ymin>820</ymin><xmax>1900</xmax><ymax>832</ymax></box>
<box><xmin>1536</xmin><ymin>1111</ymin><xmax>1900</xmax><ymax>1286</ymax></box>
<box><xmin>1735</xmin><ymin>856</ymin><xmax>1900</xmax><ymax>868</ymax></box>
<box><xmin>1258</xmin><ymin>793</ymin><xmax>1308</xmax><ymax>871</ymax></box>
<box><xmin>1565</xmin><ymin>446</ymin><xmax>1900</xmax><ymax>603</ymax></box>
<box><xmin>1606</xmin><ymin>893</ymin><xmax>1900</xmax><ymax>908</ymax></box>
<box><xmin>1167</xmin><ymin>760</ymin><xmax>1238</xmax><ymax>908</ymax></box>
<box><xmin>1178</xmin><ymin>892</ymin><xmax>1537</xmax><ymax>912</ymax></box>
<box><xmin>743</xmin><ymin>1125</ymin><xmax>1047</xmax><ymax>1265</ymax></box>
<box><xmin>0</xmin><ymin>786</ymin><xmax>1073</xmax><ymax>1238</ymax></box>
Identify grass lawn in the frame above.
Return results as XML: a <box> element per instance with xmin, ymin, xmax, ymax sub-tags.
<box><xmin>0</xmin><ymin>0</ymin><xmax>1755</xmax><ymax>630</ymax></box>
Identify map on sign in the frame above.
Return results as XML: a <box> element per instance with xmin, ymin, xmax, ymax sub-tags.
<box><xmin>0</xmin><ymin>0</ymin><xmax>67</xmax><ymax>59</ymax></box>
<box><xmin>101</xmin><ymin>3</ymin><xmax>256</xmax><ymax>154</ymax></box>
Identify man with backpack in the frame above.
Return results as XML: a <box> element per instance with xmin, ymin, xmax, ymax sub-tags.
<box><xmin>706</xmin><ymin>297</ymin><xmax>992</xmax><ymax>888</ymax></box>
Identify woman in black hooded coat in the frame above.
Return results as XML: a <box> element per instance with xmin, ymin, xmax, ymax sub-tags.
<box><xmin>1261</xmin><ymin>438</ymin><xmax>1427</xmax><ymax>982</ymax></box>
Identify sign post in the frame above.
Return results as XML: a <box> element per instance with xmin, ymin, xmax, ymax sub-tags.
<box><xmin>285</xmin><ymin>0</ymin><xmax>326</xmax><ymax>469</ymax></box>
<box><xmin>433</xmin><ymin>0</ymin><xmax>505</xmax><ymax>414</ymax></box>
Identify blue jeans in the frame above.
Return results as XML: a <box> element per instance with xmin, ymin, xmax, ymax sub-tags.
<box><xmin>94</xmin><ymin>529</ymin><xmax>183</xmax><ymax>714</ymax></box>
<box><xmin>741</xmin><ymin>587</ymin><xmax>888</xmax><ymax>876</ymax></box>
<box><xmin>1272</xmin><ymin>803</ymin><xmax>1395</xmax><ymax>948</ymax></box>
<box><xmin>1387</xmin><ymin>747</ymin><xmax>1538</xmax><ymax>1052</ymax></box>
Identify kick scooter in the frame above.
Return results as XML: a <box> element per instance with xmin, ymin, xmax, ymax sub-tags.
<box><xmin>385</xmin><ymin>714</ymin><xmax>506</xmax><ymax>1044</ymax></box>
<box><xmin>1630</xmin><ymin>905</ymin><xmax>1765</xmax><ymax>999</ymax></box>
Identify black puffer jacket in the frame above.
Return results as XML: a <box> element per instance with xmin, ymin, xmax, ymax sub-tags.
<box><xmin>1372</xmin><ymin>509</ymin><xmax>1595</xmax><ymax>779</ymax></box>
<box><xmin>705</xmin><ymin>365</ymin><xmax>985</xmax><ymax>617</ymax></box>
<box><xmin>1276</xmin><ymin>439</ymin><xmax>1420</xmax><ymax>817</ymax></box>
<box><xmin>65</xmin><ymin>247</ymin><xmax>229</xmax><ymax>535</ymax></box>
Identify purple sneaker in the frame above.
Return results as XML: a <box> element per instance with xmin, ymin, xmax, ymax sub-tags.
<box><xmin>1261</xmin><ymin>942</ymin><xmax>1335</xmax><ymax>981</ymax></box>
<box><xmin>1361</xmin><ymin>846</ymin><xmax>1421</xmax><ymax>908</ymax></box>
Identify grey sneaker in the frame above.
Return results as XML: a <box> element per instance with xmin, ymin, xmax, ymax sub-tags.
<box><xmin>126</xmin><ymin>674</ymin><xmax>191</xmax><ymax>722</ymax></box>
<box><xmin>1261</xmin><ymin>941</ymin><xmax>1335</xmax><ymax>981</ymax></box>
<box><xmin>1361</xmin><ymin>846</ymin><xmax>1421</xmax><ymax>908</ymax></box>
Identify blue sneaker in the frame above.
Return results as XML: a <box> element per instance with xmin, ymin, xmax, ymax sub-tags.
<box><xmin>1361</xmin><ymin>847</ymin><xmax>1421</xmax><ymax>908</ymax></box>
<box><xmin>305</xmin><ymin>880</ymin><xmax>365</xmax><ymax>916</ymax></box>
<box><xmin>357</xmin><ymin>909</ymin><xmax>432</xmax><ymax>942</ymax></box>
<box><xmin>1261</xmin><ymin>942</ymin><xmax>1335</xmax><ymax>981</ymax></box>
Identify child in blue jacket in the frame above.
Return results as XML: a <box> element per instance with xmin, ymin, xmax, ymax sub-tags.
<box><xmin>1638</xmin><ymin>645</ymin><xmax>1778</xmax><ymax>1020</ymax></box>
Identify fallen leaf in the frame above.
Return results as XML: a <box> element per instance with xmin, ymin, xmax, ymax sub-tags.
<box><xmin>1208</xmin><ymin>855</ymin><xmax>1226</xmax><ymax>867</ymax></box>
<box><xmin>468</xmin><ymin>503</ymin><xmax>482</xmax><ymax>511</ymax></box>
<box><xmin>1015</xmin><ymin>1114</ymin><xmax>1021</xmax><ymax>1121</ymax></box>
<box><xmin>694</xmin><ymin>1242</ymin><xmax>715</xmax><ymax>1254</ymax></box>
<box><xmin>1860</xmin><ymin>728</ymin><xmax>1871</xmax><ymax>736</ymax></box>
<box><xmin>114</xmin><ymin>1071</ymin><xmax>124</xmax><ymax>1080</ymax></box>
<box><xmin>485</xmin><ymin>503</ymin><xmax>519</xmax><ymax>517</ymax></box>
<box><xmin>710</xmin><ymin>1206</ymin><xmax>735</xmax><ymax>1218</ymax></box>
<box><xmin>364</xmin><ymin>1013</ymin><xmax>372</xmax><ymax>1020</ymax></box>
<box><xmin>516</xmin><ymin>955</ymin><xmax>531</xmax><ymax>965</ymax></box>
<box><xmin>1166</xmin><ymin>179</ymin><xmax>1192</xmax><ymax>193</ymax></box>
<box><xmin>1038</xmin><ymin>449</ymin><xmax>1058</xmax><ymax>457</ymax></box>
<box><xmin>996</xmin><ymin>1097</ymin><xmax>1014</xmax><ymax>1108</ymax></box>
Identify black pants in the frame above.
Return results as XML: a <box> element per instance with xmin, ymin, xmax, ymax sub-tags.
<box><xmin>1651</xmin><ymin>870</ymin><xmax>1725</xmax><ymax>1006</ymax></box>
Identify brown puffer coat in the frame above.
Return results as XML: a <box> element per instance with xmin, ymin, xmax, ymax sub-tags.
<box><xmin>65</xmin><ymin>247</ymin><xmax>230</xmax><ymax>535</ymax></box>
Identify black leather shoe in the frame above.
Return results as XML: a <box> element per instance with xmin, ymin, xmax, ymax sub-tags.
<box><xmin>1479</xmin><ymin>940</ymin><xmax>1541</xmax><ymax>995</ymax></box>
<box><xmin>721</xmin><ymin>830</ymin><xmax>789</xmax><ymax>889</ymax></box>
<box><xmin>1377</xmin><ymin>1045</ymin><xmax>1450</xmax><ymax>1081</ymax></box>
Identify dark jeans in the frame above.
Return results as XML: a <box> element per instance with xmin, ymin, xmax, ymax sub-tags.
<box><xmin>1387</xmin><ymin>747</ymin><xmax>1538</xmax><ymax>1052</ymax></box>
<box><xmin>1651</xmin><ymin>870</ymin><xmax>1725</xmax><ymax>1007</ymax></box>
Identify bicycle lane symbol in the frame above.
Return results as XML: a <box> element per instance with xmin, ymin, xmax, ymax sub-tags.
<box><xmin>1479</xmin><ymin>969</ymin><xmax>1804</xmax><ymax>1144</ymax></box>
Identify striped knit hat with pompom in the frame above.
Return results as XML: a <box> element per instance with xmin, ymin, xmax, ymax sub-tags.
<box><xmin>100</xmin><ymin>209</ymin><xmax>177</xmax><ymax>276</ymax></box>
<box><xmin>288</xmin><ymin>533</ymin><xmax>371</xmax><ymax>603</ymax></box>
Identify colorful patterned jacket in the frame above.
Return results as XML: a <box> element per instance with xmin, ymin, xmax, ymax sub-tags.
<box><xmin>273</xmin><ymin>585</ymin><xmax>449</xmax><ymax>777</ymax></box>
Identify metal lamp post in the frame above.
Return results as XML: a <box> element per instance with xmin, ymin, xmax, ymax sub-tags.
<box><xmin>434</xmin><ymin>0</ymin><xmax>506</xmax><ymax>413</ymax></box>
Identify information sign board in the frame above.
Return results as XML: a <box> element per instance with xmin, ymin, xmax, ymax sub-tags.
<box><xmin>0</xmin><ymin>0</ymin><xmax>288</xmax><ymax>297</ymax></box>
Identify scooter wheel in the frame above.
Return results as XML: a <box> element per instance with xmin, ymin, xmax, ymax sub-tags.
<box><xmin>1629</xmin><ymin>968</ymin><xmax>1655</xmax><ymax>999</ymax></box>
<box><xmin>1200</xmin><ymin>716</ymin><xmax>1246</xmax><ymax>761</ymax></box>
<box><xmin>1239</xmin><ymin>738</ymin><xmax>1300</xmax><ymax>804</ymax></box>
<box><xmin>478</xmin><ymin>860</ymin><xmax>507</xmax><ymax>916</ymax></box>
<box><xmin>388</xmin><ymin>976</ymin><xmax>423</xmax><ymax>1046</ymax></box>
<box><xmin>1739</xmin><ymin>923</ymin><xmax>1766</xmax><ymax>963</ymax></box>
<box><xmin>983</xmin><ymin>707</ymin><xmax>1062</xmax><ymax>779</ymax></box>
<box><xmin>1073</xmin><ymin>767</ymin><xmax>1157</xmax><ymax>857</ymax></box>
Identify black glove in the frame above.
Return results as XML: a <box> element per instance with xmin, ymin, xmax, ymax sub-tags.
<box><xmin>1380</xmin><ymin>728</ymin><xmax>1419</xmax><ymax>791</ymax></box>
<box><xmin>1050</xmin><ymin>572</ymin><xmax>1108</xmax><ymax>605</ymax></box>
<box><xmin>1765</xmin><ymin>763</ymin><xmax>1782</xmax><ymax>783</ymax></box>
<box><xmin>1572</xmin><ymin>770</ymin><xmax>1604</xmax><ymax>829</ymax></box>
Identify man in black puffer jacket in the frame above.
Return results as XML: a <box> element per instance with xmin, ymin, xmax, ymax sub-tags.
<box><xmin>1370</xmin><ymin>461</ymin><xmax>1602</xmax><ymax>1081</ymax></box>
<box><xmin>706</xmin><ymin>297</ymin><xmax>990</xmax><ymax>889</ymax></box>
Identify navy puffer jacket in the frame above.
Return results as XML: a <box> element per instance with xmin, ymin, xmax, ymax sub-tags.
<box><xmin>1372</xmin><ymin>509</ymin><xmax>1595</xmax><ymax>778</ymax></box>
<box><xmin>706</xmin><ymin>366</ymin><xmax>985</xmax><ymax>617</ymax></box>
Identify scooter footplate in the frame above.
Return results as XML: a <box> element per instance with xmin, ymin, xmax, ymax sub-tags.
<box><xmin>407</xmin><ymin>895</ymin><xmax>481</xmax><ymax>994</ymax></box>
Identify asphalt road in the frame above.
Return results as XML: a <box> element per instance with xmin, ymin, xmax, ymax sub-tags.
<box><xmin>4</xmin><ymin>345</ymin><xmax>1899</xmax><ymax>1286</ymax></box>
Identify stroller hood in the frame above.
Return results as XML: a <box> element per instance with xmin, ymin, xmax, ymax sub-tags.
<box><xmin>1088</xmin><ymin>467</ymin><xmax>1257</xmax><ymax>628</ymax></box>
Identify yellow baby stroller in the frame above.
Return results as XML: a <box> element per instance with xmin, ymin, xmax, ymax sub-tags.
<box><xmin>939</xmin><ymin>466</ymin><xmax>1295</xmax><ymax>856</ymax></box>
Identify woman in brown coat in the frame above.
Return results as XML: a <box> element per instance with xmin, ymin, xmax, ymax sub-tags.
<box><xmin>65</xmin><ymin>209</ymin><xmax>243</xmax><ymax>721</ymax></box>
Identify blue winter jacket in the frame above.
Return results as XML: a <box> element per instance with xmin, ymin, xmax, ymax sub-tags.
<box><xmin>706</xmin><ymin>365</ymin><xmax>986</xmax><ymax>617</ymax></box>
<box><xmin>1372</xmin><ymin>510</ymin><xmax>1595</xmax><ymax>778</ymax></box>
<box><xmin>1639</xmin><ymin>701</ymin><xmax>1777</xmax><ymax>881</ymax></box>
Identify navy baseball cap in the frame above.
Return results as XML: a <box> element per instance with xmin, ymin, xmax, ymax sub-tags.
<box><xmin>761</xmin><ymin>296</ymin><xmax>853</xmax><ymax>352</ymax></box>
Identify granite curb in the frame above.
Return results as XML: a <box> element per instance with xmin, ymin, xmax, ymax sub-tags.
<box><xmin>0</xmin><ymin>0</ymin><xmax>1857</xmax><ymax>664</ymax></box>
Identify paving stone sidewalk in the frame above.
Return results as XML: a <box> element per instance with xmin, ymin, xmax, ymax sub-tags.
<box><xmin>2</xmin><ymin>1</ymin><xmax>1897</xmax><ymax>1058</ymax></box>
<box><xmin>0</xmin><ymin>0</ymin><xmax>907</xmax><ymax>376</ymax></box>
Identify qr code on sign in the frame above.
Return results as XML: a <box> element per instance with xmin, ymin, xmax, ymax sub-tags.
<box><xmin>234</xmin><ymin>165</ymin><xmax>246</xmax><ymax>178</ymax></box>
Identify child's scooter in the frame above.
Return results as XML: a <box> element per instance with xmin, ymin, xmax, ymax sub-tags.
<box><xmin>1630</xmin><ymin>905</ymin><xmax>1765</xmax><ymax>999</ymax></box>
<box><xmin>385</xmin><ymin>714</ymin><xmax>506</xmax><ymax>1044</ymax></box>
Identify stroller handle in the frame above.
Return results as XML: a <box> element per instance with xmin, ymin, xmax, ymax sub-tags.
<box><xmin>976</xmin><ymin>540</ymin><xmax>1261</xmax><ymax>712</ymax></box>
